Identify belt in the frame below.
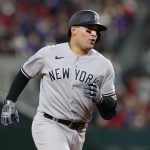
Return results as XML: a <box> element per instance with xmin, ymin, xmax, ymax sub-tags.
<box><xmin>44</xmin><ymin>113</ymin><xmax>88</xmax><ymax>131</ymax></box>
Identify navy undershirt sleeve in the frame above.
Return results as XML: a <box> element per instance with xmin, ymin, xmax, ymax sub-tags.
<box><xmin>96</xmin><ymin>95</ymin><xmax>117</xmax><ymax>120</ymax></box>
<box><xmin>6</xmin><ymin>70</ymin><xmax>30</xmax><ymax>102</ymax></box>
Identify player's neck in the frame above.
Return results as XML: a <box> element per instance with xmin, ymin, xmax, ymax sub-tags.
<box><xmin>68</xmin><ymin>42</ymin><xmax>89</xmax><ymax>57</ymax></box>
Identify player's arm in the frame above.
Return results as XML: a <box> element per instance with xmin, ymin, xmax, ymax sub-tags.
<box><xmin>6</xmin><ymin>70</ymin><xmax>30</xmax><ymax>102</ymax></box>
<box><xmin>1</xmin><ymin>70</ymin><xmax>30</xmax><ymax>127</ymax></box>
<box><xmin>84</xmin><ymin>83</ymin><xmax>117</xmax><ymax>120</ymax></box>
<box><xmin>1</xmin><ymin>47</ymin><xmax>47</xmax><ymax>127</ymax></box>
<box><xmin>96</xmin><ymin>94</ymin><xmax>117</xmax><ymax>120</ymax></box>
<box><xmin>84</xmin><ymin>60</ymin><xmax>117</xmax><ymax>120</ymax></box>
<box><xmin>1</xmin><ymin>47</ymin><xmax>45</xmax><ymax>127</ymax></box>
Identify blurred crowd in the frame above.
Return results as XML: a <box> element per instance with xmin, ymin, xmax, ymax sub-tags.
<box><xmin>0</xmin><ymin>0</ymin><xmax>150</xmax><ymax>129</ymax></box>
<box><xmin>0</xmin><ymin>0</ymin><xmax>139</xmax><ymax>54</ymax></box>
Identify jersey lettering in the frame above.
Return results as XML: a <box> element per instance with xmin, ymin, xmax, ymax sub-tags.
<box><xmin>49</xmin><ymin>70</ymin><xmax>55</xmax><ymax>81</ymax></box>
<box><xmin>49</xmin><ymin>68</ymin><xmax>99</xmax><ymax>83</ymax></box>
<box><xmin>62</xmin><ymin>68</ymin><xmax>70</xmax><ymax>79</ymax></box>
<box><xmin>55</xmin><ymin>68</ymin><xmax>62</xmax><ymax>80</ymax></box>
<box><xmin>75</xmin><ymin>69</ymin><xmax>80</xmax><ymax>80</ymax></box>
<box><xmin>85</xmin><ymin>74</ymin><xmax>94</xmax><ymax>83</ymax></box>
<box><xmin>79</xmin><ymin>71</ymin><xmax>86</xmax><ymax>82</ymax></box>
<box><xmin>49</xmin><ymin>68</ymin><xmax>70</xmax><ymax>81</ymax></box>
<box><xmin>75</xmin><ymin>69</ymin><xmax>99</xmax><ymax>83</ymax></box>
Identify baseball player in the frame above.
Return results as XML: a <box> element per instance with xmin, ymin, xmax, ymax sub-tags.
<box><xmin>1</xmin><ymin>10</ymin><xmax>117</xmax><ymax>150</ymax></box>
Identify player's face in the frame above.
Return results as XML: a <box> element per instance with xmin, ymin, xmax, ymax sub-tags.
<box><xmin>73</xmin><ymin>25</ymin><xmax>100</xmax><ymax>51</ymax></box>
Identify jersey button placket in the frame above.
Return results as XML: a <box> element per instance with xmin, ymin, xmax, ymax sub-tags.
<box><xmin>75</xmin><ymin>57</ymin><xmax>79</xmax><ymax>68</ymax></box>
<box><xmin>69</xmin><ymin>57</ymin><xmax>79</xmax><ymax>119</ymax></box>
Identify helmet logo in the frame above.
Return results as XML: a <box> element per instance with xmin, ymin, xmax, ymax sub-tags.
<box><xmin>94</xmin><ymin>14</ymin><xmax>99</xmax><ymax>21</ymax></box>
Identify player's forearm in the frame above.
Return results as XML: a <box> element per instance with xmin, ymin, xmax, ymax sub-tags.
<box><xmin>6</xmin><ymin>70</ymin><xmax>30</xmax><ymax>102</ymax></box>
<box><xmin>96</xmin><ymin>94</ymin><xmax>117</xmax><ymax>120</ymax></box>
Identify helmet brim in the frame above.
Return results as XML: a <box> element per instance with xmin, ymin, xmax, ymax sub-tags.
<box><xmin>68</xmin><ymin>23</ymin><xmax>107</xmax><ymax>38</ymax></box>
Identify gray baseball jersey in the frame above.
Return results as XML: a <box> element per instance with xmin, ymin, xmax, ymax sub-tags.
<box><xmin>21</xmin><ymin>43</ymin><xmax>115</xmax><ymax>122</ymax></box>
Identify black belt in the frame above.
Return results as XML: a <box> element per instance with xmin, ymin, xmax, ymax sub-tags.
<box><xmin>44</xmin><ymin>113</ymin><xmax>87</xmax><ymax>131</ymax></box>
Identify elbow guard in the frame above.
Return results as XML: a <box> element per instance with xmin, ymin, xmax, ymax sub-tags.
<box><xmin>96</xmin><ymin>94</ymin><xmax>117</xmax><ymax>120</ymax></box>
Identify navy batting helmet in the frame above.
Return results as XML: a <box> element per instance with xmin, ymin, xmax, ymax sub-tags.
<box><xmin>68</xmin><ymin>10</ymin><xmax>107</xmax><ymax>42</ymax></box>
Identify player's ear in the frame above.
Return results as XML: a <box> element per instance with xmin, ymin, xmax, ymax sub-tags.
<box><xmin>71</xmin><ymin>26</ymin><xmax>78</xmax><ymax>36</ymax></box>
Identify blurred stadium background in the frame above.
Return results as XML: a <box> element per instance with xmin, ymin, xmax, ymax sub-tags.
<box><xmin>0</xmin><ymin>0</ymin><xmax>150</xmax><ymax>149</ymax></box>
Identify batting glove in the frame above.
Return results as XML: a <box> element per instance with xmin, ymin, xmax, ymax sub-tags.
<box><xmin>84</xmin><ymin>82</ymin><xmax>102</xmax><ymax>103</ymax></box>
<box><xmin>1</xmin><ymin>100</ymin><xmax>19</xmax><ymax>127</ymax></box>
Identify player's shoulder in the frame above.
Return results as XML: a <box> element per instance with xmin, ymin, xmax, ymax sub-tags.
<box><xmin>39</xmin><ymin>42</ymin><xmax>66</xmax><ymax>50</ymax></box>
<box><xmin>91</xmin><ymin>49</ymin><xmax>112</xmax><ymax>64</ymax></box>
<box><xmin>47</xmin><ymin>42</ymin><xmax>68</xmax><ymax>49</ymax></box>
<box><xmin>38</xmin><ymin>42</ymin><xmax>68</xmax><ymax>53</ymax></box>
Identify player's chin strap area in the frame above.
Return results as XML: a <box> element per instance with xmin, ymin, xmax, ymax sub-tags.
<box><xmin>43</xmin><ymin>113</ymin><xmax>88</xmax><ymax>131</ymax></box>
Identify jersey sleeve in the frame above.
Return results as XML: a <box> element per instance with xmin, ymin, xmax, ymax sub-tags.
<box><xmin>100</xmin><ymin>61</ymin><xmax>116</xmax><ymax>96</ymax></box>
<box><xmin>21</xmin><ymin>48</ymin><xmax>45</xmax><ymax>78</ymax></box>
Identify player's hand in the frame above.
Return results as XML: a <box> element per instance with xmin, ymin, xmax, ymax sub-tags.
<box><xmin>84</xmin><ymin>82</ymin><xmax>102</xmax><ymax>103</ymax></box>
<box><xmin>1</xmin><ymin>100</ymin><xmax>19</xmax><ymax>127</ymax></box>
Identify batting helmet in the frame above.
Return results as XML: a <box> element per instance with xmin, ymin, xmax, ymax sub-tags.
<box><xmin>68</xmin><ymin>10</ymin><xmax>107</xmax><ymax>42</ymax></box>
